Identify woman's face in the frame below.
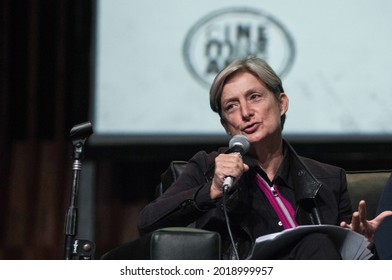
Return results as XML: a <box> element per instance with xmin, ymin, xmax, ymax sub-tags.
<box><xmin>220</xmin><ymin>71</ymin><xmax>288</xmax><ymax>144</ymax></box>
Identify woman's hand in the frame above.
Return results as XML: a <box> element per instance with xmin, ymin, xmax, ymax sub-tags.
<box><xmin>340</xmin><ymin>200</ymin><xmax>392</xmax><ymax>245</ymax></box>
<box><xmin>210</xmin><ymin>153</ymin><xmax>249</xmax><ymax>199</ymax></box>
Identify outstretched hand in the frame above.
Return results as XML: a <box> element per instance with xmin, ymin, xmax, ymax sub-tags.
<box><xmin>340</xmin><ymin>200</ymin><xmax>392</xmax><ymax>244</ymax></box>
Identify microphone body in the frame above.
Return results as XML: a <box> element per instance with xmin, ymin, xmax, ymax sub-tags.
<box><xmin>222</xmin><ymin>135</ymin><xmax>250</xmax><ymax>193</ymax></box>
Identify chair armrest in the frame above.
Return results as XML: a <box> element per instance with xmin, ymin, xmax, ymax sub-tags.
<box><xmin>101</xmin><ymin>227</ymin><xmax>221</xmax><ymax>260</ymax></box>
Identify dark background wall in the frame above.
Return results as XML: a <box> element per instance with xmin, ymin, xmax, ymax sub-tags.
<box><xmin>1</xmin><ymin>0</ymin><xmax>392</xmax><ymax>259</ymax></box>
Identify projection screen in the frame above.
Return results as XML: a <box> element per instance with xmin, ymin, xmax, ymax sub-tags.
<box><xmin>92</xmin><ymin>0</ymin><xmax>392</xmax><ymax>144</ymax></box>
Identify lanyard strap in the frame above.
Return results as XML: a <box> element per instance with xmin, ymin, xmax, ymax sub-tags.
<box><xmin>255</xmin><ymin>174</ymin><xmax>298</xmax><ymax>229</ymax></box>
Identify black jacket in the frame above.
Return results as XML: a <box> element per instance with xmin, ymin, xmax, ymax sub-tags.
<box><xmin>137</xmin><ymin>139</ymin><xmax>353</xmax><ymax>259</ymax></box>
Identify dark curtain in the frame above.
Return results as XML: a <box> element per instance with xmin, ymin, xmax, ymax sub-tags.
<box><xmin>0</xmin><ymin>0</ymin><xmax>93</xmax><ymax>259</ymax></box>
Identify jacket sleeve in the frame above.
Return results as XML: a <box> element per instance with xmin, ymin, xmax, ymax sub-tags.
<box><xmin>137</xmin><ymin>151</ymin><xmax>219</xmax><ymax>235</ymax></box>
<box><xmin>313</xmin><ymin>166</ymin><xmax>353</xmax><ymax>225</ymax></box>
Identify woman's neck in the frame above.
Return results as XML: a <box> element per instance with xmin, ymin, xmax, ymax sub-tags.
<box><xmin>251</xmin><ymin>137</ymin><xmax>284</xmax><ymax>182</ymax></box>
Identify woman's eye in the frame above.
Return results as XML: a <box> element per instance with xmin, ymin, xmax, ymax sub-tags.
<box><xmin>250</xmin><ymin>93</ymin><xmax>261</xmax><ymax>100</ymax></box>
<box><xmin>225</xmin><ymin>103</ymin><xmax>236</xmax><ymax>112</ymax></box>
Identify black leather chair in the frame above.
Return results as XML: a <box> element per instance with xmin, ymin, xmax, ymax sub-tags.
<box><xmin>101</xmin><ymin>161</ymin><xmax>391</xmax><ymax>260</ymax></box>
<box><xmin>155</xmin><ymin>161</ymin><xmax>188</xmax><ymax>197</ymax></box>
<box><xmin>101</xmin><ymin>160</ymin><xmax>221</xmax><ymax>260</ymax></box>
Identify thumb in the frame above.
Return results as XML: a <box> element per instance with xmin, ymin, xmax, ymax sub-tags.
<box><xmin>243</xmin><ymin>163</ymin><xmax>250</xmax><ymax>172</ymax></box>
<box><xmin>373</xmin><ymin>210</ymin><xmax>392</xmax><ymax>224</ymax></box>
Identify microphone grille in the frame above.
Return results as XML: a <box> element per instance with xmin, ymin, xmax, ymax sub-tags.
<box><xmin>229</xmin><ymin>134</ymin><xmax>250</xmax><ymax>153</ymax></box>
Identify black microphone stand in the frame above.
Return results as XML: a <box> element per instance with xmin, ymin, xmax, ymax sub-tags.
<box><xmin>64</xmin><ymin>121</ymin><xmax>96</xmax><ymax>260</ymax></box>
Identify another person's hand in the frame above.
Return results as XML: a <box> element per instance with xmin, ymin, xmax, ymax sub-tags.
<box><xmin>340</xmin><ymin>200</ymin><xmax>392</xmax><ymax>245</ymax></box>
<box><xmin>210</xmin><ymin>153</ymin><xmax>249</xmax><ymax>199</ymax></box>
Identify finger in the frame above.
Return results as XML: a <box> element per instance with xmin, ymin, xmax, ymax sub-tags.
<box><xmin>351</xmin><ymin>211</ymin><xmax>360</xmax><ymax>232</ymax></box>
<box><xmin>358</xmin><ymin>200</ymin><xmax>368</xmax><ymax>224</ymax></box>
<box><xmin>340</xmin><ymin>221</ymin><xmax>350</xmax><ymax>229</ymax></box>
<box><xmin>243</xmin><ymin>163</ymin><xmax>250</xmax><ymax>172</ymax></box>
<box><xmin>217</xmin><ymin>155</ymin><xmax>245</xmax><ymax>179</ymax></box>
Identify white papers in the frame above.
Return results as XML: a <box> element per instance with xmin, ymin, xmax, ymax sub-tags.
<box><xmin>249</xmin><ymin>225</ymin><xmax>372</xmax><ymax>260</ymax></box>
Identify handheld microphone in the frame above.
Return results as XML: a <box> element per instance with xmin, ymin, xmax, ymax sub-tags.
<box><xmin>222</xmin><ymin>134</ymin><xmax>250</xmax><ymax>193</ymax></box>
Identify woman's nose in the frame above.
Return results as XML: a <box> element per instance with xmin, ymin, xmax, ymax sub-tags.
<box><xmin>240</xmin><ymin>103</ymin><xmax>253</xmax><ymax>119</ymax></box>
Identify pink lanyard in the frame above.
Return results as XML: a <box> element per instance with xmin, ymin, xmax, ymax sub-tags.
<box><xmin>255</xmin><ymin>173</ymin><xmax>298</xmax><ymax>229</ymax></box>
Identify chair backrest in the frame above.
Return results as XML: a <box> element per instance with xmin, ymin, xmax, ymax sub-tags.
<box><xmin>346</xmin><ymin>170</ymin><xmax>391</xmax><ymax>219</ymax></box>
<box><xmin>156</xmin><ymin>160</ymin><xmax>187</xmax><ymax>197</ymax></box>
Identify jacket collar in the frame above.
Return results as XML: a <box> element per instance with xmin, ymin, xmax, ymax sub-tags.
<box><xmin>241</xmin><ymin>139</ymin><xmax>322</xmax><ymax>202</ymax></box>
<box><xmin>282</xmin><ymin>139</ymin><xmax>322</xmax><ymax>202</ymax></box>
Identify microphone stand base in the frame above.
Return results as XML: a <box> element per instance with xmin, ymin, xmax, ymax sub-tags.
<box><xmin>65</xmin><ymin>238</ymin><xmax>96</xmax><ymax>260</ymax></box>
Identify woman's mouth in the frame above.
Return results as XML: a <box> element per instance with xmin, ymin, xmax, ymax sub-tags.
<box><xmin>243</xmin><ymin>123</ymin><xmax>259</xmax><ymax>134</ymax></box>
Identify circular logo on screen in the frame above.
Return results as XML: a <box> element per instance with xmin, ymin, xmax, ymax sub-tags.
<box><xmin>183</xmin><ymin>7</ymin><xmax>296</xmax><ymax>88</ymax></box>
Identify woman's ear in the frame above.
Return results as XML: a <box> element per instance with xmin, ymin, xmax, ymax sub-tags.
<box><xmin>279</xmin><ymin>93</ymin><xmax>289</xmax><ymax>115</ymax></box>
